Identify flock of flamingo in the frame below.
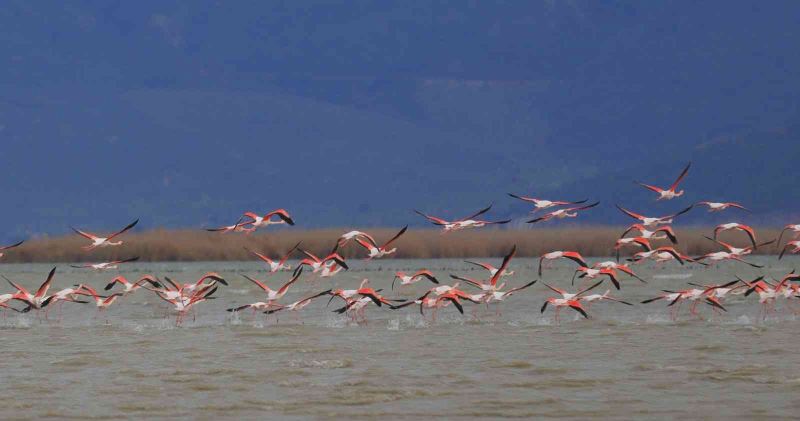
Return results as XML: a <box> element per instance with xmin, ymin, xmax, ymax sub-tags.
<box><xmin>2</xmin><ymin>162</ymin><xmax>800</xmax><ymax>325</ymax></box>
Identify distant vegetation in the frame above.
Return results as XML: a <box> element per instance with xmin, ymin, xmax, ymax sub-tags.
<box><xmin>2</xmin><ymin>227</ymin><xmax>783</xmax><ymax>262</ymax></box>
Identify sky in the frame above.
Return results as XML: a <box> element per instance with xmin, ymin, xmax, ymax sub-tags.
<box><xmin>1</xmin><ymin>1</ymin><xmax>799</xmax><ymax>239</ymax></box>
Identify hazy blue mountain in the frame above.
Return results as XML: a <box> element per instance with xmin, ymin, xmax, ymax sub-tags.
<box><xmin>1</xmin><ymin>1</ymin><xmax>799</xmax><ymax>239</ymax></box>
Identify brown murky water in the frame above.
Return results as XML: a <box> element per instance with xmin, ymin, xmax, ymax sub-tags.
<box><xmin>0</xmin><ymin>258</ymin><xmax>798</xmax><ymax>419</ymax></box>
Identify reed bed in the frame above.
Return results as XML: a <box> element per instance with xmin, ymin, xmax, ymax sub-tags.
<box><xmin>2</xmin><ymin>227</ymin><xmax>785</xmax><ymax>263</ymax></box>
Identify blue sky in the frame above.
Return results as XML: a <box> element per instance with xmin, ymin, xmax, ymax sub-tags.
<box><xmin>1</xmin><ymin>1</ymin><xmax>799</xmax><ymax>238</ymax></box>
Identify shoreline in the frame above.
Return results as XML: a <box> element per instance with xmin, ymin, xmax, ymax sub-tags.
<box><xmin>1</xmin><ymin>227</ymin><xmax>786</xmax><ymax>263</ymax></box>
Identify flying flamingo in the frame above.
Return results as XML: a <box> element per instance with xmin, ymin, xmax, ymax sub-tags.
<box><xmin>695</xmin><ymin>201</ymin><xmax>749</xmax><ymax>212</ymax></box>
<box><xmin>320</xmin><ymin>262</ymin><xmax>344</xmax><ymax>278</ymax></box>
<box><xmin>450</xmin><ymin>245</ymin><xmax>517</xmax><ymax>292</ymax></box>
<box><xmin>506</xmin><ymin>193</ymin><xmax>587</xmax><ymax>213</ymax></box>
<box><xmin>206</xmin><ymin>216</ymin><xmax>253</xmax><ymax>234</ymax></box>
<box><xmin>0</xmin><ymin>240</ymin><xmax>24</xmax><ymax>259</ymax></box>
<box><xmin>242</xmin><ymin>209</ymin><xmax>295</xmax><ymax>230</ymax></box>
<box><xmin>572</xmin><ymin>267</ymin><xmax>622</xmax><ymax>289</ymax></box>
<box><xmin>628</xmin><ymin>247</ymin><xmax>685</xmax><ymax>266</ymax></box>
<box><xmin>156</xmin><ymin>284</ymin><xmax>218</xmax><ymax>325</ymax></box>
<box><xmin>620</xmin><ymin>224</ymin><xmax>678</xmax><ymax>243</ymax></box>
<box><xmin>5</xmin><ymin>267</ymin><xmax>58</xmax><ymax>312</ymax></box>
<box><xmin>713</xmin><ymin>223</ymin><xmax>757</xmax><ymax>248</ymax></box>
<box><xmin>264</xmin><ymin>290</ymin><xmax>332</xmax><ymax>319</ymax></box>
<box><xmin>538</xmin><ymin>250</ymin><xmax>588</xmax><ymax>276</ymax></box>
<box><xmin>776</xmin><ymin>224</ymin><xmax>800</xmax><ymax>248</ymax></box>
<box><xmin>245</xmin><ymin>242</ymin><xmax>301</xmax><ymax>273</ymax></box>
<box><xmin>778</xmin><ymin>241</ymin><xmax>800</xmax><ymax>259</ymax></box>
<box><xmin>592</xmin><ymin>261</ymin><xmax>646</xmax><ymax>283</ymax></box>
<box><xmin>615</xmin><ymin>205</ymin><xmax>693</xmax><ymax>227</ymax></box>
<box><xmin>578</xmin><ymin>290</ymin><xmax>633</xmax><ymax>309</ymax></box>
<box><xmin>70</xmin><ymin>257</ymin><xmax>140</xmax><ymax>271</ymax></box>
<box><xmin>297</xmin><ymin>248</ymin><xmax>349</xmax><ymax>273</ymax></box>
<box><xmin>73</xmin><ymin>285</ymin><xmax>124</xmax><ymax>315</ymax></box>
<box><xmin>71</xmin><ymin>219</ymin><xmax>139</xmax><ymax>250</ymax></box>
<box><xmin>232</xmin><ymin>269</ymin><xmax>304</xmax><ymax>313</ymax></box>
<box><xmin>635</xmin><ymin>162</ymin><xmax>691</xmax><ymax>200</ymax></box>
<box><xmin>337</xmin><ymin>231</ymin><xmax>377</xmax><ymax>247</ymax></box>
<box><xmin>464</xmin><ymin>257</ymin><xmax>515</xmax><ymax>278</ymax></box>
<box><xmin>540</xmin><ymin>298</ymin><xmax>589</xmax><ymax>323</ymax></box>
<box><xmin>526</xmin><ymin>202</ymin><xmax>600</xmax><ymax>224</ymax></box>
<box><xmin>354</xmin><ymin>226</ymin><xmax>408</xmax><ymax>259</ymax></box>
<box><xmin>104</xmin><ymin>275</ymin><xmax>162</xmax><ymax>295</ymax></box>
<box><xmin>614</xmin><ymin>237</ymin><xmax>652</xmax><ymax>262</ymax></box>
<box><xmin>392</xmin><ymin>270</ymin><xmax>439</xmax><ymax>290</ymax></box>
<box><xmin>414</xmin><ymin>205</ymin><xmax>511</xmax><ymax>232</ymax></box>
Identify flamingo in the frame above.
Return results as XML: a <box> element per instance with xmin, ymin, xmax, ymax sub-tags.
<box><xmin>104</xmin><ymin>275</ymin><xmax>162</xmax><ymax>295</ymax></box>
<box><xmin>703</xmin><ymin>236</ymin><xmax>773</xmax><ymax>257</ymax></box>
<box><xmin>578</xmin><ymin>290</ymin><xmax>633</xmax><ymax>309</ymax></box>
<box><xmin>538</xmin><ymin>251</ymin><xmax>588</xmax><ymax>276</ymax></box>
<box><xmin>40</xmin><ymin>285</ymin><xmax>90</xmax><ymax>319</ymax></box>
<box><xmin>506</xmin><ymin>193</ymin><xmax>587</xmax><ymax>213</ymax></box>
<box><xmin>392</xmin><ymin>270</ymin><xmax>439</xmax><ymax>290</ymax></box>
<box><xmin>614</xmin><ymin>237</ymin><xmax>652</xmax><ymax>262</ymax></box>
<box><xmin>620</xmin><ymin>224</ymin><xmax>678</xmax><ymax>243</ymax></box>
<box><xmin>592</xmin><ymin>261</ymin><xmax>646</xmax><ymax>283</ymax></box>
<box><xmin>641</xmin><ymin>291</ymin><xmax>686</xmax><ymax>319</ymax></box>
<box><xmin>484</xmin><ymin>280</ymin><xmax>538</xmax><ymax>309</ymax></box>
<box><xmin>713</xmin><ymin>223</ymin><xmax>757</xmax><ymax>248</ymax></box>
<box><xmin>526</xmin><ymin>202</ymin><xmax>600</xmax><ymax>224</ymax></box>
<box><xmin>5</xmin><ymin>267</ymin><xmax>57</xmax><ymax>311</ymax></box>
<box><xmin>74</xmin><ymin>285</ymin><xmax>123</xmax><ymax>312</ymax></box>
<box><xmin>572</xmin><ymin>267</ymin><xmax>622</xmax><ymax>290</ymax></box>
<box><xmin>628</xmin><ymin>247</ymin><xmax>685</xmax><ymax>266</ymax></box>
<box><xmin>414</xmin><ymin>205</ymin><xmax>511</xmax><ymax>232</ymax></box>
<box><xmin>616</xmin><ymin>205</ymin><xmax>693</xmax><ymax>227</ymax></box>
<box><xmin>776</xmin><ymin>224</ymin><xmax>800</xmax><ymax>248</ymax></box>
<box><xmin>319</xmin><ymin>262</ymin><xmax>344</xmax><ymax>278</ymax></box>
<box><xmin>297</xmin><ymin>248</ymin><xmax>349</xmax><ymax>273</ymax></box>
<box><xmin>327</xmin><ymin>279</ymin><xmax>372</xmax><ymax>305</ymax></box>
<box><xmin>450</xmin><ymin>245</ymin><xmax>517</xmax><ymax>291</ymax></box>
<box><xmin>463</xmin><ymin>258</ymin><xmax>515</xmax><ymax>278</ymax></box>
<box><xmin>206</xmin><ymin>216</ymin><xmax>253</xmax><ymax>234</ymax></box>
<box><xmin>264</xmin><ymin>290</ymin><xmax>332</xmax><ymax>318</ymax></box>
<box><xmin>156</xmin><ymin>284</ymin><xmax>218</xmax><ymax>325</ymax></box>
<box><xmin>354</xmin><ymin>226</ymin><xmax>407</xmax><ymax>259</ymax></box>
<box><xmin>234</xmin><ymin>269</ymin><xmax>303</xmax><ymax>312</ymax></box>
<box><xmin>665</xmin><ymin>287</ymin><xmax>728</xmax><ymax>318</ymax></box>
<box><xmin>71</xmin><ymin>219</ymin><xmax>139</xmax><ymax>250</ymax></box>
<box><xmin>635</xmin><ymin>162</ymin><xmax>691</xmax><ymax>200</ymax></box>
<box><xmin>242</xmin><ymin>209</ymin><xmax>295</xmax><ymax>230</ymax></box>
<box><xmin>0</xmin><ymin>240</ymin><xmax>24</xmax><ymax>259</ymax></box>
<box><xmin>245</xmin><ymin>242</ymin><xmax>301</xmax><ymax>273</ymax></box>
<box><xmin>540</xmin><ymin>298</ymin><xmax>589</xmax><ymax>323</ymax></box>
<box><xmin>338</xmin><ymin>231</ymin><xmax>377</xmax><ymax>247</ymax></box>
<box><xmin>693</xmin><ymin>251</ymin><xmax>764</xmax><ymax>268</ymax></box>
<box><xmin>70</xmin><ymin>257</ymin><xmax>140</xmax><ymax>271</ymax></box>
<box><xmin>778</xmin><ymin>241</ymin><xmax>800</xmax><ymax>259</ymax></box>
<box><xmin>695</xmin><ymin>201</ymin><xmax>749</xmax><ymax>212</ymax></box>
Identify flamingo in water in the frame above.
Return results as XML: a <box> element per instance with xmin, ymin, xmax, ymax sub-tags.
<box><xmin>245</xmin><ymin>242</ymin><xmax>301</xmax><ymax>273</ymax></box>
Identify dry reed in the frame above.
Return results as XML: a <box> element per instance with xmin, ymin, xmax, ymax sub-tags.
<box><xmin>2</xmin><ymin>226</ymin><xmax>785</xmax><ymax>263</ymax></box>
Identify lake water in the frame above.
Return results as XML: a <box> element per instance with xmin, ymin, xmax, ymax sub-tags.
<box><xmin>1</xmin><ymin>258</ymin><xmax>798</xmax><ymax>419</ymax></box>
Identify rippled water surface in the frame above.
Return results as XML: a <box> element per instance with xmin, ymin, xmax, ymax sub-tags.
<box><xmin>1</xmin><ymin>258</ymin><xmax>799</xmax><ymax>419</ymax></box>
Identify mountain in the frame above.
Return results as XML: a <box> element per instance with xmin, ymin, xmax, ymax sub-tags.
<box><xmin>0</xmin><ymin>1</ymin><xmax>799</xmax><ymax>240</ymax></box>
